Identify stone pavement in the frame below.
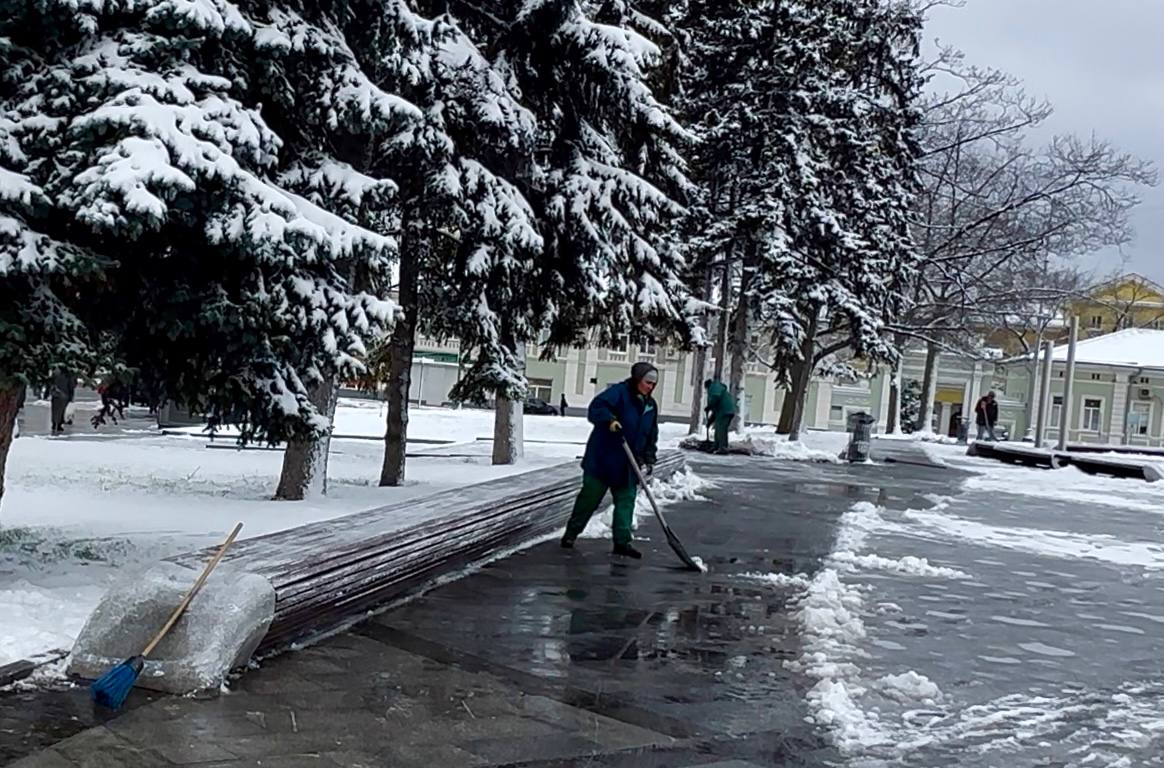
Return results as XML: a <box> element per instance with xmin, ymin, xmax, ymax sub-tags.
<box><xmin>2</xmin><ymin>456</ymin><xmax>956</xmax><ymax>767</ymax></box>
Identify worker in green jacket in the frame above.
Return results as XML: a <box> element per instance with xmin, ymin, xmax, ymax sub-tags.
<box><xmin>704</xmin><ymin>378</ymin><xmax>736</xmax><ymax>454</ymax></box>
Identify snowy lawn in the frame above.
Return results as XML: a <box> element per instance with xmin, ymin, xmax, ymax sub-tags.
<box><xmin>0</xmin><ymin>398</ymin><xmax>692</xmax><ymax>670</ymax></box>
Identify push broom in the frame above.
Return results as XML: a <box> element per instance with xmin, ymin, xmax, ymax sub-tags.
<box><xmin>90</xmin><ymin>522</ymin><xmax>243</xmax><ymax>709</ymax></box>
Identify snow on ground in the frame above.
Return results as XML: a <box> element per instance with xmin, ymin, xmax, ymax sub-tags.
<box><xmin>0</xmin><ymin>399</ymin><xmax>692</xmax><ymax>669</ymax></box>
<box><xmin>749</xmin><ymin>440</ymin><xmax>1164</xmax><ymax>765</ymax></box>
<box><xmin>682</xmin><ymin>427</ymin><xmax>848</xmax><ymax>462</ymax></box>
<box><xmin>736</xmin><ymin>430</ymin><xmax>845</xmax><ymax>462</ymax></box>
<box><xmin>925</xmin><ymin>441</ymin><xmax>1164</xmax><ymax>512</ymax></box>
<box><xmin>875</xmin><ymin>430</ymin><xmax>959</xmax><ymax>445</ymax></box>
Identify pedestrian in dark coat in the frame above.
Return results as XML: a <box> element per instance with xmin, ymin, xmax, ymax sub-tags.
<box><xmin>975</xmin><ymin>391</ymin><xmax>999</xmax><ymax>441</ymax></box>
<box><xmin>49</xmin><ymin>366</ymin><xmax>75</xmax><ymax>434</ymax></box>
<box><xmin>561</xmin><ymin>362</ymin><xmax>660</xmax><ymax>559</ymax></box>
<box><xmin>559</xmin><ymin>393</ymin><xmax>568</xmax><ymax>417</ymax></box>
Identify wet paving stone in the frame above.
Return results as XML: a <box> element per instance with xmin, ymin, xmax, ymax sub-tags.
<box><xmin>1</xmin><ymin>457</ymin><xmax>956</xmax><ymax>766</ymax></box>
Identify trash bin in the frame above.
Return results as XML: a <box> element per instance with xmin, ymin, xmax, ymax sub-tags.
<box><xmin>846</xmin><ymin>412</ymin><xmax>876</xmax><ymax>462</ymax></box>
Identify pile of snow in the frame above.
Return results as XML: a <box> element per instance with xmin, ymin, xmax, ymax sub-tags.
<box><xmin>774</xmin><ymin>500</ymin><xmax>963</xmax><ymax>754</ymax></box>
<box><xmin>878</xmin><ymin>671</ymin><xmax>943</xmax><ymax>705</ymax></box>
<box><xmin>739</xmin><ymin>433</ymin><xmax>841</xmax><ymax>463</ymax></box>
<box><xmin>786</xmin><ymin>568</ymin><xmax>888</xmax><ymax>751</ymax></box>
<box><xmin>741</xmin><ymin>571</ymin><xmax>810</xmax><ymax>589</ymax></box>
<box><xmin>681</xmin><ymin>427</ymin><xmax>847</xmax><ymax>463</ymax></box>
<box><xmin>830</xmin><ymin>551</ymin><xmax>970</xmax><ymax>580</ymax></box>
<box><xmin>876</xmin><ymin>431</ymin><xmax>959</xmax><ymax>445</ymax></box>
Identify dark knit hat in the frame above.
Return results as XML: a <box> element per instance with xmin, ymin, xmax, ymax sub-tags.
<box><xmin>631</xmin><ymin>361</ymin><xmax>659</xmax><ymax>384</ymax></box>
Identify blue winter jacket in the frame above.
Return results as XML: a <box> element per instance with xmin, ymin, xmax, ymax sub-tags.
<box><xmin>582</xmin><ymin>380</ymin><xmax>660</xmax><ymax>489</ymax></box>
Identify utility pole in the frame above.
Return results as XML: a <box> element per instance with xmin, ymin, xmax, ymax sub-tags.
<box><xmin>1034</xmin><ymin>340</ymin><xmax>1055</xmax><ymax>448</ymax></box>
<box><xmin>1056</xmin><ymin>317</ymin><xmax>1078</xmax><ymax>451</ymax></box>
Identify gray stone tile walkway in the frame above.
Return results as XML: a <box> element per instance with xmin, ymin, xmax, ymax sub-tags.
<box><xmin>3</xmin><ymin>457</ymin><xmax>958</xmax><ymax>767</ymax></box>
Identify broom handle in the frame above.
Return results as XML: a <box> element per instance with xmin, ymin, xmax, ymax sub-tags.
<box><xmin>142</xmin><ymin>522</ymin><xmax>243</xmax><ymax>658</ymax></box>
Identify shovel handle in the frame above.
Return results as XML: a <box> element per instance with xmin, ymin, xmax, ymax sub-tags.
<box><xmin>621</xmin><ymin>439</ymin><xmax>661</xmax><ymax>514</ymax></box>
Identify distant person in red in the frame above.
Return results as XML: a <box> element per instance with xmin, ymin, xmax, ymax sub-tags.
<box><xmin>975</xmin><ymin>391</ymin><xmax>999</xmax><ymax>441</ymax></box>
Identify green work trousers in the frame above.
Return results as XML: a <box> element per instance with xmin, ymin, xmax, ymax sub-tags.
<box><xmin>564</xmin><ymin>473</ymin><xmax>637</xmax><ymax>547</ymax></box>
<box><xmin>713</xmin><ymin>414</ymin><xmax>733</xmax><ymax>452</ymax></box>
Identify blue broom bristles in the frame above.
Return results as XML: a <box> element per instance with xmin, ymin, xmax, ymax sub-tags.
<box><xmin>90</xmin><ymin>655</ymin><xmax>144</xmax><ymax>710</ymax></box>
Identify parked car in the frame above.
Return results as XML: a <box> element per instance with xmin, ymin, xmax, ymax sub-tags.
<box><xmin>523</xmin><ymin>397</ymin><xmax>558</xmax><ymax>415</ymax></box>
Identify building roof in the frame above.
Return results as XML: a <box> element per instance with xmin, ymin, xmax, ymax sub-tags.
<box><xmin>1048</xmin><ymin>328</ymin><xmax>1164</xmax><ymax>371</ymax></box>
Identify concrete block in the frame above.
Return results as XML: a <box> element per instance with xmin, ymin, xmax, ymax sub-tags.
<box><xmin>68</xmin><ymin>562</ymin><xmax>275</xmax><ymax>694</ymax></box>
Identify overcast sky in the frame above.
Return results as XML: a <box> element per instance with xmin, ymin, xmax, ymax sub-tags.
<box><xmin>924</xmin><ymin>0</ymin><xmax>1164</xmax><ymax>285</ymax></box>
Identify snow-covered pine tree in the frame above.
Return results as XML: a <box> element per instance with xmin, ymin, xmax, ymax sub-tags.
<box><xmin>746</xmin><ymin>0</ymin><xmax>924</xmax><ymax>439</ymax></box>
<box><xmin>0</xmin><ymin>29</ymin><xmax>103</xmax><ymax>505</ymax></box>
<box><xmin>325</xmin><ymin>2</ymin><xmax>544</xmax><ymax>482</ymax></box>
<box><xmin>443</xmin><ymin>0</ymin><xmax>702</xmax><ymax>461</ymax></box>
<box><xmin>0</xmin><ymin>1</ymin><xmax>405</xmax><ymax>504</ymax></box>
<box><xmin>665</xmin><ymin>0</ymin><xmax>795</xmax><ymax>427</ymax></box>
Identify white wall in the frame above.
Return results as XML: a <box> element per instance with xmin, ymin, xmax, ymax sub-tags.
<box><xmin>409</xmin><ymin>359</ymin><xmax>460</xmax><ymax>406</ymax></box>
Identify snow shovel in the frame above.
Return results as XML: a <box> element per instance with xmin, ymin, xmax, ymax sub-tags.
<box><xmin>620</xmin><ymin>439</ymin><xmax>704</xmax><ymax>572</ymax></box>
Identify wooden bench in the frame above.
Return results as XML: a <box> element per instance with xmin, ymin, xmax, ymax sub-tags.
<box><xmin>170</xmin><ymin>451</ymin><xmax>686</xmax><ymax>653</ymax></box>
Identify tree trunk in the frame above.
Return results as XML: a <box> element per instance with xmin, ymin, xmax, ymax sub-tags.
<box><xmin>275</xmin><ymin>378</ymin><xmax>339</xmax><ymax>500</ymax></box>
<box><xmin>776</xmin><ymin>365</ymin><xmax>800</xmax><ymax>435</ymax></box>
<box><xmin>380</xmin><ymin>250</ymin><xmax>419</xmax><ymax>487</ymax></box>
<box><xmin>886</xmin><ymin>361</ymin><xmax>902</xmax><ymax>435</ymax></box>
<box><xmin>713</xmin><ymin>250</ymin><xmax>733</xmax><ymax>380</ymax></box>
<box><xmin>788</xmin><ymin>310</ymin><xmax>820</xmax><ymax>442</ymax></box>
<box><xmin>914</xmin><ymin>340</ymin><xmax>941</xmax><ymax>434</ymax></box>
<box><xmin>0</xmin><ymin>383</ymin><xmax>23</xmax><ymax>510</ymax></box>
<box><xmin>886</xmin><ymin>334</ymin><xmax>906</xmax><ymax>435</ymax></box>
<box><xmin>1021</xmin><ymin>330</ymin><xmax>1042</xmax><ymax>439</ymax></box>
<box><xmin>688</xmin><ymin>265</ymin><xmax>715</xmax><ymax>434</ymax></box>
<box><xmin>727</xmin><ymin>238</ymin><xmax>756</xmax><ymax>432</ymax></box>
<box><xmin>492</xmin><ymin>342</ymin><xmax>526</xmax><ymax>465</ymax></box>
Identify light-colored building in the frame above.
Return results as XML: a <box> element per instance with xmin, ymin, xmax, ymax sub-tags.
<box><xmin>1003</xmin><ymin>328</ymin><xmax>1164</xmax><ymax>446</ymax></box>
<box><xmin>396</xmin><ymin>280</ymin><xmax>1164</xmax><ymax>447</ymax></box>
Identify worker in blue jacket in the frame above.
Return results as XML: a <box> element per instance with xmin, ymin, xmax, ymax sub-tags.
<box><xmin>560</xmin><ymin>361</ymin><xmax>660</xmax><ymax>559</ymax></box>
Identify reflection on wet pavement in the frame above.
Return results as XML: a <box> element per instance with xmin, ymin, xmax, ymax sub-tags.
<box><xmin>1</xmin><ymin>456</ymin><xmax>961</xmax><ymax>767</ymax></box>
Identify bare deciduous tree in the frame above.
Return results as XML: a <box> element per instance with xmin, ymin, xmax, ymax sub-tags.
<box><xmin>892</xmin><ymin>49</ymin><xmax>1157</xmax><ymax>433</ymax></box>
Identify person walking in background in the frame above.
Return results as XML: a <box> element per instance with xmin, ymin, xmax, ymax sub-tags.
<box><xmin>975</xmin><ymin>390</ymin><xmax>999</xmax><ymax>441</ymax></box>
<box><xmin>49</xmin><ymin>365</ymin><xmax>75</xmax><ymax>434</ymax></box>
<box><xmin>560</xmin><ymin>362</ymin><xmax>659</xmax><ymax>559</ymax></box>
<box><xmin>559</xmin><ymin>393</ymin><xmax>568</xmax><ymax>417</ymax></box>
<box><xmin>704</xmin><ymin>378</ymin><xmax>737</xmax><ymax>454</ymax></box>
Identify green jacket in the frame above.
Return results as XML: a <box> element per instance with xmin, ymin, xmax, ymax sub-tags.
<box><xmin>705</xmin><ymin>380</ymin><xmax>736</xmax><ymax>419</ymax></box>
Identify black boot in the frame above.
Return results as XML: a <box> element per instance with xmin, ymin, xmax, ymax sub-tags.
<box><xmin>560</xmin><ymin>536</ymin><xmax>575</xmax><ymax>549</ymax></box>
<box><xmin>612</xmin><ymin>543</ymin><xmax>642</xmax><ymax>559</ymax></box>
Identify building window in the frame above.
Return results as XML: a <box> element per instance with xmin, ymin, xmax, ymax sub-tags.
<box><xmin>1081</xmin><ymin>398</ymin><xmax>1103</xmax><ymax>432</ymax></box>
<box><xmin>1140</xmin><ymin>377</ymin><xmax>1151</xmax><ymax>385</ymax></box>
<box><xmin>830</xmin><ymin>405</ymin><xmax>844</xmax><ymax>421</ymax></box>
<box><xmin>1049</xmin><ymin>395</ymin><xmax>1063</xmax><ymax>429</ymax></box>
<box><xmin>1129</xmin><ymin>401</ymin><xmax>1152</xmax><ymax>437</ymax></box>
<box><xmin>1089</xmin><ymin>315</ymin><xmax>1103</xmax><ymax>329</ymax></box>
<box><xmin>1090</xmin><ymin>373</ymin><xmax>1103</xmax><ymax>381</ymax></box>
<box><xmin>607</xmin><ymin>334</ymin><xmax>629</xmax><ymax>360</ymax></box>
<box><xmin>637</xmin><ymin>338</ymin><xmax>657</xmax><ymax>359</ymax></box>
<box><xmin>527</xmin><ymin>377</ymin><xmax>554</xmax><ymax>402</ymax></box>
